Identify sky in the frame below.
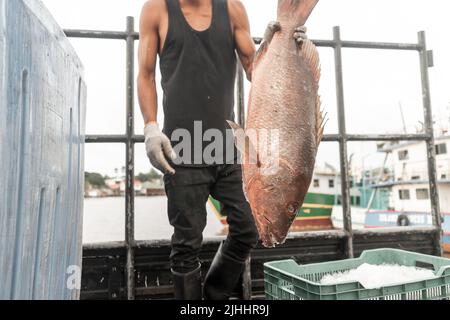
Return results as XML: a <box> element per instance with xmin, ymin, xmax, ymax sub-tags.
<box><xmin>40</xmin><ymin>0</ymin><xmax>450</xmax><ymax>177</ymax></box>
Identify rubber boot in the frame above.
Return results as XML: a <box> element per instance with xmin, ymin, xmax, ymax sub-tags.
<box><xmin>171</xmin><ymin>265</ymin><xmax>202</xmax><ymax>300</ymax></box>
<box><xmin>203</xmin><ymin>242</ymin><xmax>246</xmax><ymax>300</ymax></box>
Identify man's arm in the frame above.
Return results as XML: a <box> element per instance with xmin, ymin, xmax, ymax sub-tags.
<box><xmin>229</xmin><ymin>0</ymin><xmax>256</xmax><ymax>81</ymax></box>
<box><xmin>138</xmin><ymin>0</ymin><xmax>176</xmax><ymax>175</ymax></box>
<box><xmin>138</xmin><ymin>0</ymin><xmax>160</xmax><ymax>126</ymax></box>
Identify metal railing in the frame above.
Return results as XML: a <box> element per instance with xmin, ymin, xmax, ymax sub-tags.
<box><xmin>64</xmin><ymin>17</ymin><xmax>443</xmax><ymax>300</ymax></box>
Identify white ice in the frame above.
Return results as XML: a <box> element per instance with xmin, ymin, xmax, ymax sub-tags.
<box><xmin>320</xmin><ymin>263</ymin><xmax>437</xmax><ymax>289</ymax></box>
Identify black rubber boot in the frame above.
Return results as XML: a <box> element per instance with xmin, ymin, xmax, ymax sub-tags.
<box><xmin>172</xmin><ymin>265</ymin><xmax>202</xmax><ymax>300</ymax></box>
<box><xmin>203</xmin><ymin>242</ymin><xmax>246</xmax><ymax>300</ymax></box>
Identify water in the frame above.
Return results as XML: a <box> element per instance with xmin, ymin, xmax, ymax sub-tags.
<box><xmin>83</xmin><ymin>197</ymin><xmax>224</xmax><ymax>244</ymax></box>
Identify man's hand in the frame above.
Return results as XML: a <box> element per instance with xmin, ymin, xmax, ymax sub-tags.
<box><xmin>144</xmin><ymin>123</ymin><xmax>176</xmax><ymax>175</ymax></box>
<box><xmin>255</xmin><ymin>21</ymin><xmax>281</xmax><ymax>63</ymax></box>
<box><xmin>294</xmin><ymin>26</ymin><xmax>308</xmax><ymax>47</ymax></box>
<box><xmin>264</xmin><ymin>21</ymin><xmax>281</xmax><ymax>45</ymax></box>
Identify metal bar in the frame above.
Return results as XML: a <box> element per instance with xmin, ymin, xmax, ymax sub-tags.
<box><xmin>251</xmin><ymin>37</ymin><xmax>420</xmax><ymax>50</ymax></box>
<box><xmin>321</xmin><ymin>134</ymin><xmax>431</xmax><ymax>142</ymax></box>
<box><xmin>418</xmin><ymin>31</ymin><xmax>443</xmax><ymax>256</ymax></box>
<box><xmin>333</xmin><ymin>26</ymin><xmax>354</xmax><ymax>259</ymax></box>
<box><xmin>82</xmin><ymin>226</ymin><xmax>439</xmax><ymax>251</ymax></box>
<box><xmin>237</xmin><ymin>62</ymin><xmax>246</xmax><ymax>128</ymax></box>
<box><xmin>240</xmin><ymin>258</ymin><xmax>252</xmax><ymax>300</ymax></box>
<box><xmin>64</xmin><ymin>29</ymin><xmax>140</xmax><ymax>40</ymax></box>
<box><xmin>352</xmin><ymin>226</ymin><xmax>439</xmax><ymax>237</ymax></box>
<box><xmin>253</xmin><ymin>37</ymin><xmax>263</xmax><ymax>45</ymax></box>
<box><xmin>235</xmin><ymin>61</ymin><xmax>250</xmax><ymax>296</ymax></box>
<box><xmin>346</xmin><ymin>134</ymin><xmax>431</xmax><ymax>142</ymax></box>
<box><xmin>339</xmin><ymin>40</ymin><xmax>420</xmax><ymax>51</ymax></box>
<box><xmin>125</xmin><ymin>16</ymin><xmax>136</xmax><ymax>300</ymax></box>
<box><xmin>63</xmin><ymin>30</ymin><xmax>421</xmax><ymax>51</ymax></box>
<box><xmin>64</xmin><ymin>29</ymin><xmax>128</xmax><ymax>40</ymax></box>
<box><xmin>85</xmin><ymin>135</ymin><xmax>128</xmax><ymax>144</ymax></box>
<box><xmin>85</xmin><ymin>133</ymin><xmax>432</xmax><ymax>144</ymax></box>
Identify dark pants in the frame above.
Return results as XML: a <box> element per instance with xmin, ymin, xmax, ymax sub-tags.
<box><xmin>164</xmin><ymin>164</ymin><xmax>259</xmax><ymax>273</ymax></box>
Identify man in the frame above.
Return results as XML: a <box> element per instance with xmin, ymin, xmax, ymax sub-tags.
<box><xmin>138</xmin><ymin>0</ymin><xmax>307</xmax><ymax>300</ymax></box>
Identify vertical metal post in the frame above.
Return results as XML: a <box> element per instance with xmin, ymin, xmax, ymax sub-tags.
<box><xmin>237</xmin><ymin>62</ymin><xmax>246</xmax><ymax>128</ymax></box>
<box><xmin>236</xmin><ymin>60</ymin><xmax>252</xmax><ymax>299</ymax></box>
<box><xmin>125</xmin><ymin>16</ymin><xmax>136</xmax><ymax>300</ymax></box>
<box><xmin>241</xmin><ymin>258</ymin><xmax>252</xmax><ymax>300</ymax></box>
<box><xmin>418</xmin><ymin>31</ymin><xmax>442</xmax><ymax>256</ymax></box>
<box><xmin>333</xmin><ymin>26</ymin><xmax>354</xmax><ymax>258</ymax></box>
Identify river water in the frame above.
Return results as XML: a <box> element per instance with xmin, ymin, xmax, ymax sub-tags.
<box><xmin>82</xmin><ymin>197</ymin><xmax>224</xmax><ymax>244</ymax></box>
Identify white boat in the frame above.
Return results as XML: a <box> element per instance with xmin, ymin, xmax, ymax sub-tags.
<box><xmin>362</xmin><ymin>135</ymin><xmax>450</xmax><ymax>252</ymax></box>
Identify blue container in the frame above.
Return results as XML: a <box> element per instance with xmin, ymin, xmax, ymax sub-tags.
<box><xmin>0</xmin><ymin>0</ymin><xmax>86</xmax><ymax>300</ymax></box>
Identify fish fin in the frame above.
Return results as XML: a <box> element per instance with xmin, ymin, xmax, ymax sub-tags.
<box><xmin>278</xmin><ymin>0</ymin><xmax>320</xmax><ymax>25</ymax></box>
<box><xmin>301</xmin><ymin>38</ymin><xmax>321</xmax><ymax>86</ymax></box>
<box><xmin>300</xmin><ymin>38</ymin><xmax>324</xmax><ymax>148</ymax></box>
<box><xmin>226</xmin><ymin>121</ymin><xmax>261</xmax><ymax>167</ymax></box>
<box><xmin>315</xmin><ymin>96</ymin><xmax>326</xmax><ymax>147</ymax></box>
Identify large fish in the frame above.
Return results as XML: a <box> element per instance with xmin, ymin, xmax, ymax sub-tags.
<box><xmin>229</xmin><ymin>0</ymin><xmax>324</xmax><ymax>248</ymax></box>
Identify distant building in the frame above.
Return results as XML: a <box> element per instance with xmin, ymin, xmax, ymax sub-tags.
<box><xmin>105</xmin><ymin>178</ymin><xmax>121</xmax><ymax>196</ymax></box>
<box><xmin>141</xmin><ymin>180</ymin><xmax>165</xmax><ymax>196</ymax></box>
<box><xmin>85</xmin><ymin>181</ymin><xmax>115</xmax><ymax>198</ymax></box>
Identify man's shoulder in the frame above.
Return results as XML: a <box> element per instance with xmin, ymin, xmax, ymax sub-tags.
<box><xmin>228</xmin><ymin>0</ymin><xmax>246</xmax><ymax>13</ymax></box>
<box><xmin>141</xmin><ymin>0</ymin><xmax>167</xmax><ymax>17</ymax></box>
<box><xmin>143</xmin><ymin>0</ymin><xmax>166</xmax><ymax>8</ymax></box>
<box><xmin>228</xmin><ymin>0</ymin><xmax>248</xmax><ymax>20</ymax></box>
<box><xmin>227</xmin><ymin>0</ymin><xmax>248</xmax><ymax>27</ymax></box>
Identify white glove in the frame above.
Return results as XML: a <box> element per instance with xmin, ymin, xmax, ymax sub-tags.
<box><xmin>144</xmin><ymin>123</ymin><xmax>176</xmax><ymax>175</ymax></box>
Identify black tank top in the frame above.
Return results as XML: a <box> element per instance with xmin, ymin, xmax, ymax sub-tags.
<box><xmin>160</xmin><ymin>0</ymin><xmax>237</xmax><ymax>167</ymax></box>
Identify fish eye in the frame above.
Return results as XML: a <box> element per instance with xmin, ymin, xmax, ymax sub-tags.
<box><xmin>287</xmin><ymin>203</ymin><xmax>298</xmax><ymax>214</ymax></box>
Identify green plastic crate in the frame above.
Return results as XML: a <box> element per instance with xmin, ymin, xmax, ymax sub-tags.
<box><xmin>264</xmin><ymin>249</ymin><xmax>450</xmax><ymax>300</ymax></box>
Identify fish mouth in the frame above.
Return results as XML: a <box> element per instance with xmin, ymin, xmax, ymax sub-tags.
<box><xmin>261</xmin><ymin>231</ymin><xmax>286</xmax><ymax>248</ymax></box>
<box><xmin>258</xmin><ymin>214</ymin><xmax>288</xmax><ymax>248</ymax></box>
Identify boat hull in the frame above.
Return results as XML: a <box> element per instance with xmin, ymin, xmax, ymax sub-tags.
<box><xmin>365</xmin><ymin>211</ymin><xmax>450</xmax><ymax>253</ymax></box>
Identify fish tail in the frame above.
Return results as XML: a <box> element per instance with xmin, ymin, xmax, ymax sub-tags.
<box><xmin>300</xmin><ymin>38</ymin><xmax>324</xmax><ymax>148</ymax></box>
<box><xmin>277</xmin><ymin>0</ymin><xmax>320</xmax><ymax>25</ymax></box>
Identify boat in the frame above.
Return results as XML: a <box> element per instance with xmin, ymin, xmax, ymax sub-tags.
<box><xmin>331</xmin><ymin>130</ymin><xmax>450</xmax><ymax>253</ymax></box>
<box><xmin>363</xmin><ymin>136</ymin><xmax>450</xmax><ymax>252</ymax></box>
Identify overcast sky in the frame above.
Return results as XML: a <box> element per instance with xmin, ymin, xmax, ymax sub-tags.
<box><xmin>41</xmin><ymin>0</ymin><xmax>450</xmax><ymax>177</ymax></box>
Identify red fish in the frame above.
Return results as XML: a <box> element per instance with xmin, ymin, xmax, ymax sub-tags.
<box><xmin>229</xmin><ymin>0</ymin><xmax>324</xmax><ymax>248</ymax></box>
